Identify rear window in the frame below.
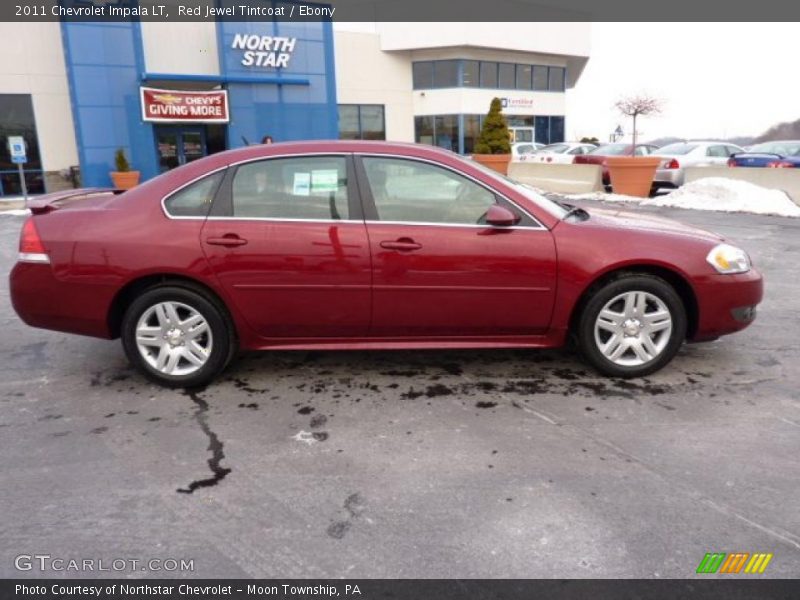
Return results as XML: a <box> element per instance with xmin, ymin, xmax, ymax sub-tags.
<box><xmin>590</xmin><ymin>144</ymin><xmax>629</xmax><ymax>155</ymax></box>
<box><xmin>163</xmin><ymin>171</ymin><xmax>224</xmax><ymax>217</ymax></box>
<box><xmin>749</xmin><ymin>142</ymin><xmax>800</xmax><ymax>156</ymax></box>
<box><xmin>541</xmin><ymin>144</ymin><xmax>569</xmax><ymax>153</ymax></box>
<box><xmin>232</xmin><ymin>156</ymin><xmax>349</xmax><ymax>220</ymax></box>
<box><xmin>657</xmin><ymin>143</ymin><xmax>697</xmax><ymax>155</ymax></box>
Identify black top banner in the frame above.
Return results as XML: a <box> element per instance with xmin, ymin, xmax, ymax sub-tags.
<box><xmin>3</xmin><ymin>579</ymin><xmax>800</xmax><ymax>600</ymax></box>
<box><xmin>3</xmin><ymin>0</ymin><xmax>800</xmax><ymax>22</ymax></box>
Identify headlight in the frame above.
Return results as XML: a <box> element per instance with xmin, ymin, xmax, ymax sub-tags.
<box><xmin>706</xmin><ymin>244</ymin><xmax>751</xmax><ymax>274</ymax></box>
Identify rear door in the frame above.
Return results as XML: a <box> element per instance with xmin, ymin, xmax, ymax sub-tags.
<box><xmin>355</xmin><ymin>155</ymin><xmax>558</xmax><ymax>338</ymax></box>
<box><xmin>200</xmin><ymin>154</ymin><xmax>371</xmax><ymax>339</ymax></box>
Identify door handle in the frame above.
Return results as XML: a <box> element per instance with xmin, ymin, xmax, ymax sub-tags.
<box><xmin>380</xmin><ymin>238</ymin><xmax>422</xmax><ymax>252</ymax></box>
<box><xmin>206</xmin><ymin>235</ymin><xmax>248</xmax><ymax>247</ymax></box>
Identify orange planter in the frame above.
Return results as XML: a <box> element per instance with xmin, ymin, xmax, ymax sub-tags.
<box><xmin>607</xmin><ymin>156</ymin><xmax>661</xmax><ymax>197</ymax></box>
<box><xmin>471</xmin><ymin>153</ymin><xmax>511</xmax><ymax>175</ymax></box>
<box><xmin>110</xmin><ymin>171</ymin><xmax>141</xmax><ymax>190</ymax></box>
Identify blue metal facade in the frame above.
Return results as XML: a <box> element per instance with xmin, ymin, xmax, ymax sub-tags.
<box><xmin>61</xmin><ymin>15</ymin><xmax>338</xmax><ymax>188</ymax></box>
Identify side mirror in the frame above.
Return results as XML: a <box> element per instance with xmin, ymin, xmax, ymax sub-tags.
<box><xmin>485</xmin><ymin>204</ymin><xmax>520</xmax><ymax>227</ymax></box>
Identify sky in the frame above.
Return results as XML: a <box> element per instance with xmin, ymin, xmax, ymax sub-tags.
<box><xmin>566</xmin><ymin>23</ymin><xmax>800</xmax><ymax>142</ymax></box>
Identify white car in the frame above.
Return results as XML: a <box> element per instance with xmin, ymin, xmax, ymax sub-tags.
<box><xmin>522</xmin><ymin>142</ymin><xmax>597</xmax><ymax>164</ymax></box>
<box><xmin>653</xmin><ymin>141</ymin><xmax>744</xmax><ymax>188</ymax></box>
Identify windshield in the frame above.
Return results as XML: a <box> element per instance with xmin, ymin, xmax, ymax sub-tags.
<box><xmin>589</xmin><ymin>143</ymin><xmax>630</xmax><ymax>156</ymax></box>
<box><xmin>749</xmin><ymin>141</ymin><xmax>800</xmax><ymax>156</ymax></box>
<box><xmin>657</xmin><ymin>143</ymin><xmax>697</xmax><ymax>155</ymax></box>
<box><xmin>455</xmin><ymin>154</ymin><xmax>569</xmax><ymax>219</ymax></box>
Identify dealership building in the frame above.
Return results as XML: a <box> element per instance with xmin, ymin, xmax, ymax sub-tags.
<box><xmin>0</xmin><ymin>18</ymin><xmax>590</xmax><ymax>195</ymax></box>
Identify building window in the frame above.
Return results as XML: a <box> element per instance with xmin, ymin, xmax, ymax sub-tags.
<box><xmin>548</xmin><ymin>67</ymin><xmax>566</xmax><ymax>92</ymax></box>
<box><xmin>412</xmin><ymin>61</ymin><xmax>433</xmax><ymax>89</ymax></box>
<box><xmin>480</xmin><ymin>62</ymin><xmax>498</xmax><ymax>88</ymax></box>
<box><xmin>414</xmin><ymin>116</ymin><xmax>434</xmax><ymax>146</ymax></box>
<box><xmin>463</xmin><ymin>115</ymin><xmax>481</xmax><ymax>154</ymax></box>
<box><xmin>462</xmin><ymin>60</ymin><xmax>480</xmax><ymax>87</ymax></box>
<box><xmin>417</xmin><ymin>113</ymin><xmax>564</xmax><ymax>152</ymax></box>
<box><xmin>516</xmin><ymin>65</ymin><xmax>532</xmax><ymax>90</ymax></box>
<box><xmin>338</xmin><ymin>105</ymin><xmax>386</xmax><ymax>140</ymax></box>
<box><xmin>434</xmin><ymin>115</ymin><xmax>459</xmax><ymax>152</ymax></box>
<box><xmin>498</xmin><ymin>63</ymin><xmax>515</xmax><ymax>89</ymax></box>
<box><xmin>432</xmin><ymin>60</ymin><xmax>459</xmax><ymax>88</ymax></box>
<box><xmin>532</xmin><ymin>66</ymin><xmax>549</xmax><ymax>91</ymax></box>
<box><xmin>413</xmin><ymin>60</ymin><xmax>567</xmax><ymax>92</ymax></box>
<box><xmin>0</xmin><ymin>93</ymin><xmax>44</xmax><ymax>196</ymax></box>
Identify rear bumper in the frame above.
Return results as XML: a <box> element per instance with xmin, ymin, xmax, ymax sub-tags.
<box><xmin>690</xmin><ymin>268</ymin><xmax>764</xmax><ymax>341</ymax></box>
<box><xmin>10</xmin><ymin>262</ymin><xmax>114</xmax><ymax>339</ymax></box>
<box><xmin>653</xmin><ymin>168</ymin><xmax>684</xmax><ymax>187</ymax></box>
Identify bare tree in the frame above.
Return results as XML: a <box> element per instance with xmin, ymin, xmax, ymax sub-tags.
<box><xmin>615</xmin><ymin>94</ymin><xmax>662</xmax><ymax>152</ymax></box>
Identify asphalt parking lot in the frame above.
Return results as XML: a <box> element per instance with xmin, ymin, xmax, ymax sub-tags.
<box><xmin>0</xmin><ymin>201</ymin><xmax>798</xmax><ymax>579</ymax></box>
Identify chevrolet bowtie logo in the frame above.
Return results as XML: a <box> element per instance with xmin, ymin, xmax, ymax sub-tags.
<box><xmin>696</xmin><ymin>552</ymin><xmax>773</xmax><ymax>574</ymax></box>
<box><xmin>152</xmin><ymin>94</ymin><xmax>182</xmax><ymax>105</ymax></box>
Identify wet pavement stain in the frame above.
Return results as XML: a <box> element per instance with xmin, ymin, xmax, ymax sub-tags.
<box><xmin>90</xmin><ymin>426</ymin><xmax>108</xmax><ymax>434</ymax></box>
<box><xmin>476</xmin><ymin>401</ymin><xmax>498</xmax><ymax>409</ymax></box>
<box><xmin>310</xmin><ymin>414</ymin><xmax>328</xmax><ymax>429</ymax></box>
<box><xmin>177</xmin><ymin>387</ymin><xmax>232</xmax><ymax>495</ymax></box>
<box><xmin>298</xmin><ymin>406</ymin><xmax>315</xmax><ymax>415</ymax></box>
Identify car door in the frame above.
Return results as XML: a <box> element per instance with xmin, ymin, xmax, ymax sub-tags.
<box><xmin>706</xmin><ymin>144</ymin><xmax>732</xmax><ymax>165</ymax></box>
<box><xmin>200</xmin><ymin>154</ymin><xmax>371</xmax><ymax>338</ymax></box>
<box><xmin>355</xmin><ymin>155</ymin><xmax>558</xmax><ymax>338</ymax></box>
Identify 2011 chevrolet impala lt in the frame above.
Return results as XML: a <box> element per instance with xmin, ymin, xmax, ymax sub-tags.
<box><xmin>9</xmin><ymin>141</ymin><xmax>763</xmax><ymax>387</ymax></box>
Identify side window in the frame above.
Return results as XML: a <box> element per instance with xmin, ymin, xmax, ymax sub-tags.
<box><xmin>164</xmin><ymin>170</ymin><xmax>224</xmax><ymax>217</ymax></box>
<box><xmin>362</xmin><ymin>157</ymin><xmax>496</xmax><ymax>225</ymax></box>
<box><xmin>706</xmin><ymin>145</ymin><xmax>727</xmax><ymax>157</ymax></box>
<box><xmin>726</xmin><ymin>146</ymin><xmax>741</xmax><ymax>156</ymax></box>
<box><xmin>232</xmin><ymin>156</ymin><xmax>349</xmax><ymax>220</ymax></box>
<box><xmin>634</xmin><ymin>146</ymin><xmax>652</xmax><ymax>156</ymax></box>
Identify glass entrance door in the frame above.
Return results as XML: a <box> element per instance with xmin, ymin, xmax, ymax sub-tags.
<box><xmin>155</xmin><ymin>127</ymin><xmax>207</xmax><ymax>173</ymax></box>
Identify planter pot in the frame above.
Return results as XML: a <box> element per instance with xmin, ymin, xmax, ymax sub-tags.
<box><xmin>606</xmin><ymin>157</ymin><xmax>661</xmax><ymax>197</ymax></box>
<box><xmin>472</xmin><ymin>153</ymin><xmax>512</xmax><ymax>176</ymax></box>
<box><xmin>110</xmin><ymin>170</ymin><xmax>140</xmax><ymax>190</ymax></box>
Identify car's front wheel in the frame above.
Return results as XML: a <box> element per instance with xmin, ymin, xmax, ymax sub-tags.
<box><xmin>121</xmin><ymin>285</ymin><xmax>234</xmax><ymax>388</ymax></box>
<box><xmin>577</xmin><ymin>274</ymin><xmax>687</xmax><ymax>378</ymax></box>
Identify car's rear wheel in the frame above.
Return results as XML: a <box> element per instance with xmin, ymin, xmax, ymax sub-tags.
<box><xmin>577</xmin><ymin>274</ymin><xmax>687</xmax><ymax>378</ymax></box>
<box><xmin>121</xmin><ymin>286</ymin><xmax>233</xmax><ymax>388</ymax></box>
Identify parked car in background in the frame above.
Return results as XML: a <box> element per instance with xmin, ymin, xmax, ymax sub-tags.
<box><xmin>511</xmin><ymin>142</ymin><xmax>545</xmax><ymax>161</ymax></box>
<box><xmin>10</xmin><ymin>141</ymin><xmax>762</xmax><ymax>386</ymax></box>
<box><xmin>727</xmin><ymin>140</ymin><xmax>800</xmax><ymax>168</ymax></box>
<box><xmin>522</xmin><ymin>142</ymin><xmax>598</xmax><ymax>164</ymax></box>
<box><xmin>573</xmin><ymin>143</ymin><xmax>660</xmax><ymax>186</ymax></box>
<box><xmin>653</xmin><ymin>141</ymin><xmax>744</xmax><ymax>189</ymax></box>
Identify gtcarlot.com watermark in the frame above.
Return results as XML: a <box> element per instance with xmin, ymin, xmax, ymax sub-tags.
<box><xmin>14</xmin><ymin>554</ymin><xmax>194</xmax><ymax>573</ymax></box>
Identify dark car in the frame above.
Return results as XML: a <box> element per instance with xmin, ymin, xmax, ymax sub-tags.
<box><xmin>573</xmin><ymin>143</ymin><xmax>660</xmax><ymax>186</ymax></box>
<box><xmin>10</xmin><ymin>141</ymin><xmax>763</xmax><ymax>387</ymax></box>
<box><xmin>728</xmin><ymin>140</ymin><xmax>800</xmax><ymax>168</ymax></box>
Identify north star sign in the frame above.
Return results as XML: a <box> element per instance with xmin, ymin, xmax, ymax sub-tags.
<box><xmin>231</xmin><ymin>34</ymin><xmax>297</xmax><ymax>68</ymax></box>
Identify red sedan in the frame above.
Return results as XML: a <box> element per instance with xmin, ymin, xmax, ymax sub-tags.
<box><xmin>10</xmin><ymin>141</ymin><xmax>762</xmax><ymax>387</ymax></box>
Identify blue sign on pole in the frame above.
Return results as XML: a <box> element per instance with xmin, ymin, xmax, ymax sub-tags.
<box><xmin>11</xmin><ymin>155</ymin><xmax>26</xmax><ymax>164</ymax></box>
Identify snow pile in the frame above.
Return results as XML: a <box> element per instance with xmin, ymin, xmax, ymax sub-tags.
<box><xmin>566</xmin><ymin>191</ymin><xmax>639</xmax><ymax>203</ymax></box>
<box><xmin>642</xmin><ymin>177</ymin><xmax>800</xmax><ymax>218</ymax></box>
<box><xmin>0</xmin><ymin>209</ymin><xmax>29</xmax><ymax>216</ymax></box>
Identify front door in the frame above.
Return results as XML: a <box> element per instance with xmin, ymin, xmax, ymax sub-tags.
<box><xmin>156</xmin><ymin>127</ymin><xmax>207</xmax><ymax>173</ymax></box>
<box><xmin>356</xmin><ymin>155</ymin><xmax>558</xmax><ymax>338</ymax></box>
<box><xmin>201</xmin><ymin>154</ymin><xmax>372</xmax><ymax>339</ymax></box>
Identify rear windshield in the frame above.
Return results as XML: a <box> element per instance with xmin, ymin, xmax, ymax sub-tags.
<box><xmin>656</xmin><ymin>143</ymin><xmax>697</xmax><ymax>155</ymax></box>
<box><xmin>749</xmin><ymin>141</ymin><xmax>800</xmax><ymax>156</ymax></box>
<box><xmin>589</xmin><ymin>144</ymin><xmax>630</xmax><ymax>156</ymax></box>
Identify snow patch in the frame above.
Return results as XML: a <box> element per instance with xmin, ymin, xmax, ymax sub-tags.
<box><xmin>0</xmin><ymin>209</ymin><xmax>30</xmax><ymax>216</ymax></box>
<box><xmin>642</xmin><ymin>177</ymin><xmax>800</xmax><ymax>218</ymax></box>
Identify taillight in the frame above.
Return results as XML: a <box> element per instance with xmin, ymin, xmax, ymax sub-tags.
<box><xmin>19</xmin><ymin>218</ymin><xmax>50</xmax><ymax>263</ymax></box>
<box><xmin>767</xmin><ymin>161</ymin><xmax>794</xmax><ymax>168</ymax></box>
<box><xmin>665</xmin><ymin>158</ymin><xmax>680</xmax><ymax>169</ymax></box>
<box><xmin>727</xmin><ymin>158</ymin><xmax>737</xmax><ymax>167</ymax></box>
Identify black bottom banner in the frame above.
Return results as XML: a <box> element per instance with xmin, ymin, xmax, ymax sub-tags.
<box><xmin>3</xmin><ymin>579</ymin><xmax>799</xmax><ymax>600</ymax></box>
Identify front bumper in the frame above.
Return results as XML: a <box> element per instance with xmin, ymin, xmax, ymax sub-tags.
<box><xmin>690</xmin><ymin>267</ymin><xmax>764</xmax><ymax>341</ymax></box>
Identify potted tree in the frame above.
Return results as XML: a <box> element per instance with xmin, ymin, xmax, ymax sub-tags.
<box><xmin>110</xmin><ymin>148</ymin><xmax>140</xmax><ymax>190</ymax></box>
<box><xmin>607</xmin><ymin>94</ymin><xmax>663</xmax><ymax>197</ymax></box>
<box><xmin>472</xmin><ymin>97</ymin><xmax>512</xmax><ymax>175</ymax></box>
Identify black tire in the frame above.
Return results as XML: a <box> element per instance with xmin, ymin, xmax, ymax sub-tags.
<box><xmin>121</xmin><ymin>285</ymin><xmax>235</xmax><ymax>388</ymax></box>
<box><xmin>577</xmin><ymin>273</ymin><xmax>687</xmax><ymax>378</ymax></box>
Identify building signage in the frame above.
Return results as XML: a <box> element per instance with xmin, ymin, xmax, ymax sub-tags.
<box><xmin>140</xmin><ymin>87</ymin><xmax>230</xmax><ymax>124</ymax></box>
<box><xmin>230</xmin><ymin>34</ymin><xmax>297</xmax><ymax>68</ymax></box>
<box><xmin>501</xmin><ymin>97</ymin><xmax>535</xmax><ymax>110</ymax></box>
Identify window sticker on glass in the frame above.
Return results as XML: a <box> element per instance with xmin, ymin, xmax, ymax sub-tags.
<box><xmin>293</xmin><ymin>172</ymin><xmax>311</xmax><ymax>196</ymax></box>
<box><xmin>311</xmin><ymin>170</ymin><xmax>339</xmax><ymax>194</ymax></box>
